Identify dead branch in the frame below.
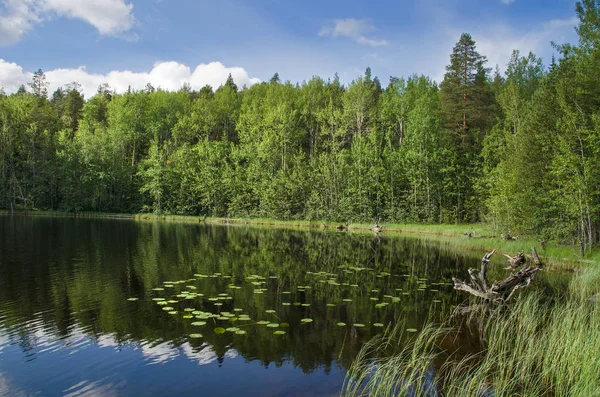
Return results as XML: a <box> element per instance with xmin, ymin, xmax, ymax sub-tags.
<box><xmin>503</xmin><ymin>250</ymin><xmax>525</xmax><ymax>270</ymax></box>
<box><xmin>453</xmin><ymin>248</ymin><xmax>543</xmax><ymax>304</ymax></box>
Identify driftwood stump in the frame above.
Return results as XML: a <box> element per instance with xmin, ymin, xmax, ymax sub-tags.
<box><xmin>453</xmin><ymin>248</ymin><xmax>542</xmax><ymax>303</ymax></box>
<box><xmin>504</xmin><ymin>250</ymin><xmax>525</xmax><ymax>269</ymax></box>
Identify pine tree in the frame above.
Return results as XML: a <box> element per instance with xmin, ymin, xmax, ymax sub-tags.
<box><xmin>224</xmin><ymin>73</ymin><xmax>238</xmax><ymax>92</ymax></box>
<box><xmin>440</xmin><ymin>33</ymin><xmax>492</xmax><ymax>147</ymax></box>
<box><xmin>28</xmin><ymin>69</ymin><xmax>49</xmax><ymax>99</ymax></box>
<box><xmin>439</xmin><ymin>33</ymin><xmax>494</xmax><ymax>222</ymax></box>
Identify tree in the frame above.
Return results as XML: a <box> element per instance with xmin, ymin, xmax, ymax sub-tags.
<box><xmin>224</xmin><ymin>73</ymin><xmax>238</xmax><ymax>92</ymax></box>
<box><xmin>440</xmin><ymin>33</ymin><xmax>493</xmax><ymax>145</ymax></box>
<box><xmin>439</xmin><ymin>33</ymin><xmax>495</xmax><ymax>222</ymax></box>
<box><xmin>29</xmin><ymin>69</ymin><xmax>49</xmax><ymax>99</ymax></box>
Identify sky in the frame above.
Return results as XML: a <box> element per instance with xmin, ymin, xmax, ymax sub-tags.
<box><xmin>0</xmin><ymin>0</ymin><xmax>581</xmax><ymax>99</ymax></box>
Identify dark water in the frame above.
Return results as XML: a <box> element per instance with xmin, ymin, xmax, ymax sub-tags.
<box><xmin>0</xmin><ymin>216</ymin><xmax>488</xmax><ymax>396</ymax></box>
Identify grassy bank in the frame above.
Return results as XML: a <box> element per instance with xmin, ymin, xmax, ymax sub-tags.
<box><xmin>2</xmin><ymin>209</ymin><xmax>596</xmax><ymax>270</ymax></box>
<box><xmin>342</xmin><ymin>265</ymin><xmax>600</xmax><ymax>397</ymax></box>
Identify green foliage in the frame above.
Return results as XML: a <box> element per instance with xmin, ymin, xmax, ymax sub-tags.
<box><xmin>2</xmin><ymin>2</ymin><xmax>600</xmax><ymax>246</ymax></box>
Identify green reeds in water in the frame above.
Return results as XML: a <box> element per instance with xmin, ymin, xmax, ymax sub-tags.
<box><xmin>342</xmin><ymin>322</ymin><xmax>446</xmax><ymax>397</ymax></box>
<box><xmin>343</xmin><ymin>266</ymin><xmax>600</xmax><ymax>397</ymax></box>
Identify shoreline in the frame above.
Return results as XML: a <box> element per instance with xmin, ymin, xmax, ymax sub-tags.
<box><xmin>2</xmin><ymin>210</ymin><xmax>597</xmax><ymax>269</ymax></box>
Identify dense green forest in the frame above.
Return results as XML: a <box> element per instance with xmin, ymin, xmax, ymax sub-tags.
<box><xmin>1</xmin><ymin>1</ymin><xmax>599</xmax><ymax>247</ymax></box>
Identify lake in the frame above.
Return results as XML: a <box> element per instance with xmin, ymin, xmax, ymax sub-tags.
<box><xmin>0</xmin><ymin>215</ymin><xmax>486</xmax><ymax>396</ymax></box>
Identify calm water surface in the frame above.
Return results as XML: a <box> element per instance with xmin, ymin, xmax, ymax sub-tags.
<box><xmin>0</xmin><ymin>216</ymin><xmax>487</xmax><ymax>396</ymax></box>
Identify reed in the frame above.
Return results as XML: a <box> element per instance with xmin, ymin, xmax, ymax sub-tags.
<box><xmin>343</xmin><ymin>266</ymin><xmax>600</xmax><ymax>396</ymax></box>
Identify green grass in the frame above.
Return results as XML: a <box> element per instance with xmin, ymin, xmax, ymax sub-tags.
<box><xmin>342</xmin><ymin>265</ymin><xmax>600</xmax><ymax>397</ymax></box>
<box><xmin>2</xmin><ymin>210</ymin><xmax>597</xmax><ymax>270</ymax></box>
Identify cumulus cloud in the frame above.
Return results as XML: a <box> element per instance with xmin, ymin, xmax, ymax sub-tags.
<box><xmin>319</xmin><ymin>18</ymin><xmax>389</xmax><ymax>47</ymax></box>
<box><xmin>0</xmin><ymin>59</ymin><xmax>261</xmax><ymax>98</ymax></box>
<box><xmin>0</xmin><ymin>0</ymin><xmax>40</xmax><ymax>45</ymax></box>
<box><xmin>0</xmin><ymin>0</ymin><xmax>135</xmax><ymax>45</ymax></box>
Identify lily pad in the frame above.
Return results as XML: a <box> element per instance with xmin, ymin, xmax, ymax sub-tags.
<box><xmin>373</xmin><ymin>323</ymin><xmax>385</xmax><ymax>327</ymax></box>
<box><xmin>267</xmin><ymin>323</ymin><xmax>279</xmax><ymax>328</ymax></box>
<box><xmin>191</xmin><ymin>321</ymin><xmax>206</xmax><ymax>326</ymax></box>
<box><xmin>256</xmin><ymin>320</ymin><xmax>270</xmax><ymax>325</ymax></box>
<box><xmin>235</xmin><ymin>330</ymin><xmax>247</xmax><ymax>335</ymax></box>
<box><xmin>353</xmin><ymin>323</ymin><xmax>365</xmax><ymax>327</ymax></box>
<box><xmin>189</xmin><ymin>333</ymin><xmax>203</xmax><ymax>338</ymax></box>
<box><xmin>127</xmin><ymin>297</ymin><xmax>139</xmax><ymax>301</ymax></box>
<box><xmin>273</xmin><ymin>331</ymin><xmax>286</xmax><ymax>335</ymax></box>
<box><xmin>300</xmin><ymin>318</ymin><xmax>313</xmax><ymax>323</ymax></box>
<box><xmin>337</xmin><ymin>322</ymin><xmax>346</xmax><ymax>327</ymax></box>
<box><xmin>406</xmin><ymin>328</ymin><xmax>418</xmax><ymax>333</ymax></box>
<box><xmin>214</xmin><ymin>327</ymin><xmax>226</xmax><ymax>334</ymax></box>
<box><xmin>162</xmin><ymin>306</ymin><xmax>175</xmax><ymax>311</ymax></box>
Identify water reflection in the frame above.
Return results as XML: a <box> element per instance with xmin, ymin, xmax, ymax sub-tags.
<box><xmin>0</xmin><ymin>216</ymin><xmax>490</xmax><ymax>396</ymax></box>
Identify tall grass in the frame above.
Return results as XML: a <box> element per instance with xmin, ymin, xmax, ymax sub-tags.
<box><xmin>342</xmin><ymin>323</ymin><xmax>447</xmax><ymax>397</ymax></box>
<box><xmin>343</xmin><ymin>266</ymin><xmax>600</xmax><ymax>397</ymax></box>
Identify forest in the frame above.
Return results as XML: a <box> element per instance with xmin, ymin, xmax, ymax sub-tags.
<box><xmin>1</xmin><ymin>1</ymin><xmax>600</xmax><ymax>249</ymax></box>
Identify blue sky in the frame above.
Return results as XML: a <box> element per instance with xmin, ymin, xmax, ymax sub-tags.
<box><xmin>0</xmin><ymin>0</ymin><xmax>580</xmax><ymax>98</ymax></box>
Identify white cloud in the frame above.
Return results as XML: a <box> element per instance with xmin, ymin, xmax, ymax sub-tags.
<box><xmin>319</xmin><ymin>18</ymin><xmax>389</xmax><ymax>47</ymax></box>
<box><xmin>473</xmin><ymin>16</ymin><xmax>578</xmax><ymax>72</ymax></box>
<box><xmin>430</xmin><ymin>16</ymin><xmax>578</xmax><ymax>82</ymax></box>
<box><xmin>0</xmin><ymin>59</ymin><xmax>261</xmax><ymax>98</ymax></box>
<box><xmin>0</xmin><ymin>0</ymin><xmax>40</xmax><ymax>45</ymax></box>
<box><xmin>42</xmin><ymin>0</ymin><xmax>135</xmax><ymax>36</ymax></box>
<box><xmin>0</xmin><ymin>0</ymin><xmax>135</xmax><ymax>45</ymax></box>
